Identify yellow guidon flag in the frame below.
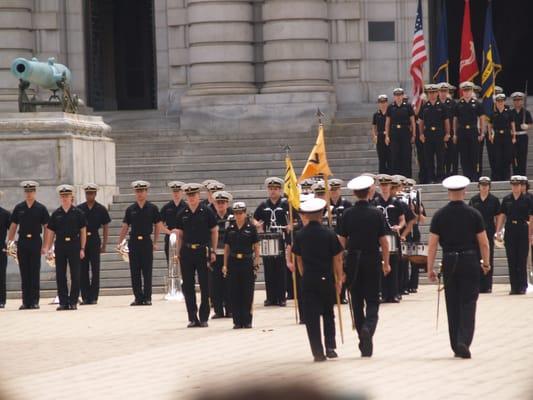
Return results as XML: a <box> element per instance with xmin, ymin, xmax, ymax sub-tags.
<box><xmin>284</xmin><ymin>156</ymin><xmax>300</xmax><ymax>210</ymax></box>
<box><xmin>299</xmin><ymin>123</ymin><xmax>332</xmax><ymax>181</ymax></box>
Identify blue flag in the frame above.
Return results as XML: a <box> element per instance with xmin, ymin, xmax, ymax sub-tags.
<box><xmin>432</xmin><ymin>0</ymin><xmax>449</xmax><ymax>83</ymax></box>
<box><xmin>481</xmin><ymin>1</ymin><xmax>502</xmax><ymax>116</ymax></box>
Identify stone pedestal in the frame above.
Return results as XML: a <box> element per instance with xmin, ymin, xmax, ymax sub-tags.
<box><xmin>0</xmin><ymin>112</ymin><xmax>116</xmax><ymax>209</ymax></box>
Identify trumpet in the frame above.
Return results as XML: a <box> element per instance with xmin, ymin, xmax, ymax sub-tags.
<box><xmin>165</xmin><ymin>232</ymin><xmax>184</xmax><ymax>301</ymax></box>
<box><xmin>117</xmin><ymin>239</ymin><xmax>129</xmax><ymax>263</ymax></box>
<box><xmin>5</xmin><ymin>240</ymin><xmax>18</xmax><ymax>264</ymax></box>
<box><xmin>45</xmin><ymin>245</ymin><xmax>55</xmax><ymax>268</ymax></box>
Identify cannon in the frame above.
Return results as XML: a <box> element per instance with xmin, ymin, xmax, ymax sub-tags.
<box><xmin>11</xmin><ymin>57</ymin><xmax>79</xmax><ymax>113</ymax></box>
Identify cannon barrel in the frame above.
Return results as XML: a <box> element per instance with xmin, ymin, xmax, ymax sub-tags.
<box><xmin>11</xmin><ymin>57</ymin><xmax>71</xmax><ymax>91</ymax></box>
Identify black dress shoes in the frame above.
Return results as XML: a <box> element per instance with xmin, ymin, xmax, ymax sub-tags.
<box><xmin>359</xmin><ymin>327</ymin><xmax>373</xmax><ymax>357</ymax></box>
<box><xmin>69</xmin><ymin>304</ymin><xmax>77</xmax><ymax>310</ymax></box>
<box><xmin>199</xmin><ymin>321</ymin><xmax>208</xmax><ymax>328</ymax></box>
<box><xmin>233</xmin><ymin>324</ymin><xmax>242</xmax><ymax>329</ymax></box>
<box><xmin>31</xmin><ymin>304</ymin><xmax>40</xmax><ymax>309</ymax></box>
<box><xmin>143</xmin><ymin>300</ymin><xmax>152</xmax><ymax>306</ymax></box>
<box><xmin>313</xmin><ymin>354</ymin><xmax>327</xmax><ymax>362</ymax></box>
<box><xmin>455</xmin><ymin>343</ymin><xmax>471</xmax><ymax>359</ymax></box>
<box><xmin>264</xmin><ymin>300</ymin><xmax>275</xmax><ymax>306</ymax></box>
<box><xmin>130</xmin><ymin>300</ymin><xmax>143</xmax><ymax>306</ymax></box>
<box><xmin>243</xmin><ymin>323</ymin><xmax>252</xmax><ymax>329</ymax></box>
<box><xmin>187</xmin><ymin>320</ymin><xmax>200</xmax><ymax>328</ymax></box>
<box><xmin>0</xmin><ymin>303</ymin><xmax>5</xmax><ymax>308</ymax></box>
<box><xmin>19</xmin><ymin>304</ymin><xmax>30</xmax><ymax>310</ymax></box>
<box><xmin>212</xmin><ymin>313</ymin><xmax>225</xmax><ymax>319</ymax></box>
<box><xmin>278</xmin><ymin>300</ymin><xmax>287</xmax><ymax>307</ymax></box>
<box><xmin>326</xmin><ymin>349</ymin><xmax>338</xmax><ymax>359</ymax></box>
<box><xmin>56</xmin><ymin>305</ymin><xmax>69</xmax><ymax>311</ymax></box>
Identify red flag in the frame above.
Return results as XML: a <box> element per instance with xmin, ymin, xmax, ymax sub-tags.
<box><xmin>459</xmin><ymin>0</ymin><xmax>479</xmax><ymax>83</ymax></box>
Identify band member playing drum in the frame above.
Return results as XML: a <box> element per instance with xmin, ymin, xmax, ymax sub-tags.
<box><xmin>292</xmin><ymin>198</ymin><xmax>344</xmax><ymax>362</ymax></box>
<box><xmin>372</xmin><ymin>174</ymin><xmax>405</xmax><ymax>303</ymax></box>
<box><xmin>253</xmin><ymin>177</ymin><xmax>289</xmax><ymax>307</ymax></box>
<box><xmin>339</xmin><ymin>175</ymin><xmax>391</xmax><ymax>357</ymax></box>
<box><xmin>223</xmin><ymin>202</ymin><xmax>260</xmax><ymax>329</ymax></box>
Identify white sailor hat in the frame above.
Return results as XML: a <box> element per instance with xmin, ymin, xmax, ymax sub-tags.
<box><xmin>510</xmin><ymin>175</ymin><xmax>523</xmax><ymax>184</ymax></box>
<box><xmin>511</xmin><ymin>92</ymin><xmax>525</xmax><ymax>100</ymax></box>
<box><xmin>329</xmin><ymin>178</ymin><xmax>343</xmax><ymax>190</ymax></box>
<box><xmin>393</xmin><ymin>88</ymin><xmax>405</xmax><ymax>95</ymax></box>
<box><xmin>300</xmin><ymin>178</ymin><xmax>315</xmax><ymax>190</ymax></box>
<box><xmin>442</xmin><ymin>175</ymin><xmax>470</xmax><ymax>190</ymax></box>
<box><xmin>131</xmin><ymin>180</ymin><xmax>150</xmax><ymax>190</ymax></box>
<box><xmin>473</xmin><ymin>85</ymin><xmax>482</xmax><ymax>93</ymax></box>
<box><xmin>391</xmin><ymin>176</ymin><xmax>402</xmax><ymax>186</ymax></box>
<box><xmin>377</xmin><ymin>174</ymin><xmax>393</xmax><ymax>184</ymax></box>
<box><xmin>207</xmin><ymin>181</ymin><xmax>226</xmax><ymax>192</ymax></box>
<box><xmin>232</xmin><ymin>201</ymin><xmax>247</xmax><ymax>212</ymax></box>
<box><xmin>201</xmin><ymin>179</ymin><xmax>219</xmax><ymax>188</ymax></box>
<box><xmin>213</xmin><ymin>190</ymin><xmax>233</xmax><ymax>202</ymax></box>
<box><xmin>57</xmin><ymin>184</ymin><xmax>74</xmax><ymax>195</ymax></box>
<box><xmin>311</xmin><ymin>180</ymin><xmax>326</xmax><ymax>194</ymax></box>
<box><xmin>519</xmin><ymin>176</ymin><xmax>529</xmax><ymax>183</ymax></box>
<box><xmin>377</xmin><ymin>94</ymin><xmax>388</xmax><ymax>102</ymax></box>
<box><xmin>459</xmin><ymin>81</ymin><xmax>474</xmax><ymax>90</ymax></box>
<box><xmin>424</xmin><ymin>84</ymin><xmax>439</xmax><ymax>92</ymax></box>
<box><xmin>20</xmin><ymin>180</ymin><xmax>39</xmax><ymax>191</ymax></box>
<box><xmin>478</xmin><ymin>176</ymin><xmax>491</xmax><ymax>185</ymax></box>
<box><xmin>167</xmin><ymin>181</ymin><xmax>185</xmax><ymax>191</ymax></box>
<box><xmin>300</xmin><ymin>193</ymin><xmax>315</xmax><ymax>203</ymax></box>
<box><xmin>438</xmin><ymin>82</ymin><xmax>450</xmax><ymax>90</ymax></box>
<box><xmin>347</xmin><ymin>175</ymin><xmax>374</xmax><ymax>191</ymax></box>
<box><xmin>299</xmin><ymin>197</ymin><xmax>327</xmax><ymax>214</ymax></box>
<box><xmin>83</xmin><ymin>183</ymin><xmax>99</xmax><ymax>192</ymax></box>
<box><xmin>361</xmin><ymin>172</ymin><xmax>378</xmax><ymax>183</ymax></box>
<box><xmin>182</xmin><ymin>183</ymin><xmax>203</xmax><ymax>194</ymax></box>
<box><xmin>405</xmin><ymin>178</ymin><xmax>416</xmax><ymax>187</ymax></box>
<box><xmin>391</xmin><ymin>174</ymin><xmax>407</xmax><ymax>184</ymax></box>
<box><xmin>495</xmin><ymin>93</ymin><xmax>506</xmax><ymax>101</ymax></box>
<box><xmin>494</xmin><ymin>86</ymin><xmax>503</xmax><ymax>95</ymax></box>
<box><xmin>265</xmin><ymin>177</ymin><xmax>283</xmax><ymax>188</ymax></box>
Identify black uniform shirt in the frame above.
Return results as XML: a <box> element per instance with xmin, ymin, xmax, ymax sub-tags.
<box><xmin>491</xmin><ymin>106</ymin><xmax>513</xmax><ymax>132</ymax></box>
<box><xmin>419</xmin><ymin>100</ymin><xmax>448</xmax><ymax>132</ymax></box>
<box><xmin>0</xmin><ymin>207</ymin><xmax>11</xmax><ymax>249</ymax></box>
<box><xmin>293</xmin><ymin>220</ymin><xmax>343</xmax><ymax>284</ymax></box>
<box><xmin>78</xmin><ymin>202</ymin><xmax>111</xmax><ymax>236</ymax></box>
<box><xmin>215</xmin><ymin>210</ymin><xmax>233</xmax><ymax>249</ymax></box>
<box><xmin>454</xmin><ymin>98</ymin><xmax>484</xmax><ymax>127</ymax></box>
<box><xmin>224</xmin><ymin>220</ymin><xmax>259</xmax><ymax>255</ymax></box>
<box><xmin>372</xmin><ymin>110</ymin><xmax>387</xmax><ymax>136</ymax></box>
<box><xmin>372</xmin><ymin>195</ymin><xmax>404</xmax><ymax>234</ymax></box>
<box><xmin>253</xmin><ymin>198</ymin><xmax>289</xmax><ymax>230</ymax></box>
<box><xmin>10</xmin><ymin>201</ymin><xmax>50</xmax><ymax>238</ymax></box>
<box><xmin>499</xmin><ymin>193</ymin><xmax>532</xmax><ymax>225</ymax></box>
<box><xmin>339</xmin><ymin>200</ymin><xmax>387</xmax><ymax>254</ymax></box>
<box><xmin>176</xmin><ymin>204</ymin><xmax>217</xmax><ymax>245</ymax></box>
<box><xmin>386</xmin><ymin>102</ymin><xmax>414</xmax><ymax>128</ymax></box>
<box><xmin>123</xmin><ymin>202</ymin><xmax>161</xmax><ymax>236</ymax></box>
<box><xmin>441</xmin><ymin>98</ymin><xmax>456</xmax><ymax>116</ymax></box>
<box><xmin>430</xmin><ymin>201</ymin><xmax>485</xmax><ymax>252</ymax></box>
<box><xmin>47</xmin><ymin>206</ymin><xmax>87</xmax><ymax>240</ymax></box>
<box><xmin>468</xmin><ymin>194</ymin><xmax>500</xmax><ymax>235</ymax></box>
<box><xmin>511</xmin><ymin>108</ymin><xmax>533</xmax><ymax>130</ymax></box>
<box><xmin>160</xmin><ymin>200</ymin><xmax>187</xmax><ymax>230</ymax></box>
<box><xmin>331</xmin><ymin>197</ymin><xmax>352</xmax><ymax>234</ymax></box>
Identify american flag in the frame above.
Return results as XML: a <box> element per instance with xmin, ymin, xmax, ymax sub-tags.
<box><xmin>410</xmin><ymin>0</ymin><xmax>427</xmax><ymax>109</ymax></box>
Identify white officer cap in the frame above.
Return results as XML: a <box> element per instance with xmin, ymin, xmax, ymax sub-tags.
<box><xmin>393</xmin><ymin>88</ymin><xmax>405</xmax><ymax>95</ymax></box>
<box><xmin>520</xmin><ymin>176</ymin><xmax>529</xmax><ymax>183</ymax></box>
<box><xmin>442</xmin><ymin>175</ymin><xmax>470</xmax><ymax>190</ymax></box>
<box><xmin>438</xmin><ymin>82</ymin><xmax>450</xmax><ymax>91</ymax></box>
<box><xmin>510</xmin><ymin>175</ymin><xmax>523</xmax><ymax>184</ymax></box>
<box><xmin>56</xmin><ymin>184</ymin><xmax>74</xmax><ymax>195</ymax></box>
<box><xmin>206</xmin><ymin>181</ymin><xmax>226</xmax><ymax>192</ymax></box>
<box><xmin>377</xmin><ymin>94</ymin><xmax>388</xmax><ymax>102</ymax></box>
<box><xmin>212</xmin><ymin>190</ymin><xmax>233</xmax><ymax>202</ymax></box>
<box><xmin>232</xmin><ymin>201</ymin><xmax>247</xmax><ymax>212</ymax></box>
<box><xmin>473</xmin><ymin>85</ymin><xmax>482</xmax><ymax>93</ymax></box>
<box><xmin>424</xmin><ymin>84</ymin><xmax>439</xmax><ymax>92</ymax></box>
<box><xmin>300</xmin><ymin>178</ymin><xmax>315</xmax><ymax>190</ymax></box>
<box><xmin>83</xmin><ymin>183</ymin><xmax>99</xmax><ymax>192</ymax></box>
<box><xmin>511</xmin><ymin>92</ymin><xmax>525</xmax><ymax>100</ymax></box>
<box><xmin>300</xmin><ymin>193</ymin><xmax>315</xmax><ymax>203</ymax></box>
<box><xmin>329</xmin><ymin>178</ymin><xmax>343</xmax><ymax>190</ymax></box>
<box><xmin>494</xmin><ymin>93</ymin><xmax>506</xmax><ymax>101</ymax></box>
<box><xmin>494</xmin><ymin>86</ymin><xmax>504</xmax><ymax>95</ymax></box>
<box><xmin>299</xmin><ymin>197</ymin><xmax>327</xmax><ymax>214</ymax></box>
<box><xmin>405</xmin><ymin>178</ymin><xmax>416</xmax><ymax>187</ymax></box>
<box><xmin>265</xmin><ymin>177</ymin><xmax>283</xmax><ymax>188</ymax></box>
<box><xmin>131</xmin><ymin>180</ymin><xmax>150</xmax><ymax>190</ymax></box>
<box><xmin>201</xmin><ymin>179</ymin><xmax>219</xmax><ymax>188</ymax></box>
<box><xmin>167</xmin><ymin>181</ymin><xmax>185</xmax><ymax>191</ymax></box>
<box><xmin>20</xmin><ymin>180</ymin><xmax>39</xmax><ymax>191</ymax></box>
<box><xmin>377</xmin><ymin>174</ymin><xmax>393</xmax><ymax>184</ymax></box>
<box><xmin>478</xmin><ymin>176</ymin><xmax>491</xmax><ymax>185</ymax></box>
<box><xmin>347</xmin><ymin>175</ymin><xmax>374</xmax><ymax>191</ymax></box>
<box><xmin>182</xmin><ymin>183</ymin><xmax>203</xmax><ymax>194</ymax></box>
<box><xmin>459</xmin><ymin>81</ymin><xmax>474</xmax><ymax>90</ymax></box>
<box><xmin>311</xmin><ymin>180</ymin><xmax>326</xmax><ymax>194</ymax></box>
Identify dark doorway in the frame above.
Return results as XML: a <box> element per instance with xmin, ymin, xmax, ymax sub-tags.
<box><xmin>85</xmin><ymin>0</ymin><xmax>156</xmax><ymax>111</ymax></box>
<box><xmin>429</xmin><ymin>0</ymin><xmax>533</xmax><ymax>95</ymax></box>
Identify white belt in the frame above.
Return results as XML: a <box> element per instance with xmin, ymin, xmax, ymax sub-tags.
<box><xmin>215</xmin><ymin>248</ymin><xmax>224</xmax><ymax>255</ymax></box>
<box><xmin>515</xmin><ymin>131</ymin><xmax>528</xmax><ymax>136</ymax></box>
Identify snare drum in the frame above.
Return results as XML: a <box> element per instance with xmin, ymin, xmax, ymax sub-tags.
<box><xmin>381</xmin><ymin>234</ymin><xmax>398</xmax><ymax>254</ymax></box>
<box><xmin>400</xmin><ymin>242</ymin><xmax>410</xmax><ymax>259</ymax></box>
<box><xmin>259</xmin><ymin>232</ymin><xmax>283</xmax><ymax>257</ymax></box>
<box><xmin>408</xmin><ymin>242</ymin><xmax>428</xmax><ymax>264</ymax></box>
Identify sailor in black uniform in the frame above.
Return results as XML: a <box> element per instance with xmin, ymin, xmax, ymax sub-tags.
<box><xmin>488</xmin><ymin>94</ymin><xmax>516</xmax><ymax>181</ymax></box>
<box><xmin>510</xmin><ymin>92</ymin><xmax>532</xmax><ymax>176</ymax></box>
<box><xmin>372</xmin><ymin>94</ymin><xmax>391</xmax><ymax>174</ymax></box>
<box><xmin>160</xmin><ymin>181</ymin><xmax>187</xmax><ymax>263</ymax></box>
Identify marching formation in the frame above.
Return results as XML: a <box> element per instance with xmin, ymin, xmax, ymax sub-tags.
<box><xmin>1</xmin><ymin>169</ymin><xmax>531</xmax><ymax>363</ymax></box>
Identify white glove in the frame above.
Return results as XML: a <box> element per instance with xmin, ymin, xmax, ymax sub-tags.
<box><xmin>521</xmin><ymin>123</ymin><xmax>529</xmax><ymax>130</ymax></box>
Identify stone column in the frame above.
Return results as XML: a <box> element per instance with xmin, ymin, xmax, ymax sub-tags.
<box><xmin>0</xmin><ymin>0</ymin><xmax>33</xmax><ymax>111</ymax></box>
<box><xmin>261</xmin><ymin>0</ymin><xmax>332</xmax><ymax>93</ymax></box>
<box><xmin>186</xmin><ymin>0</ymin><xmax>257</xmax><ymax>95</ymax></box>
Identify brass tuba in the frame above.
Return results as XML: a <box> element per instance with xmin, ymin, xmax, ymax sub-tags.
<box><xmin>164</xmin><ymin>232</ymin><xmax>184</xmax><ymax>301</ymax></box>
<box><xmin>117</xmin><ymin>238</ymin><xmax>129</xmax><ymax>263</ymax></box>
<box><xmin>45</xmin><ymin>245</ymin><xmax>55</xmax><ymax>268</ymax></box>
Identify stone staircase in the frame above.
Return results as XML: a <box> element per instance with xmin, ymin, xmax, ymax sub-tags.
<box><xmin>7</xmin><ymin>109</ymin><xmax>533</xmax><ymax>297</ymax></box>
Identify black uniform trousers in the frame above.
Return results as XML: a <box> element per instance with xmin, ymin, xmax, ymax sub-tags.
<box><xmin>457</xmin><ymin>129</ymin><xmax>480</xmax><ymax>181</ymax></box>
<box><xmin>55</xmin><ymin>241</ymin><xmax>81</xmax><ymax>307</ymax></box>
<box><xmin>485</xmin><ymin>135</ymin><xmax>496</xmax><ymax>180</ymax></box>
<box><xmin>492</xmin><ymin>133</ymin><xmax>513</xmax><ymax>181</ymax></box>
<box><xmin>415</xmin><ymin>134</ymin><xmax>427</xmax><ymax>184</ymax></box>
<box><xmin>444</xmin><ymin>139</ymin><xmax>459</xmax><ymax>177</ymax></box>
<box><xmin>286</xmin><ymin>267</ymin><xmax>294</xmax><ymax>299</ymax></box>
<box><xmin>390</xmin><ymin>128</ymin><xmax>412</xmax><ymax>178</ymax></box>
<box><xmin>294</xmin><ymin>257</ymin><xmax>305</xmax><ymax>322</ymax></box>
<box><xmin>504</xmin><ymin>223</ymin><xmax>529</xmax><ymax>293</ymax></box>
<box><xmin>513</xmin><ymin>135</ymin><xmax>528</xmax><ymax>176</ymax></box>
<box><xmin>0</xmin><ymin>251</ymin><xmax>6</xmax><ymax>304</ymax></box>
<box><xmin>128</xmin><ymin>236</ymin><xmax>153</xmax><ymax>303</ymax></box>
<box><xmin>442</xmin><ymin>251</ymin><xmax>480</xmax><ymax>353</ymax></box>
<box><xmin>381</xmin><ymin>253</ymin><xmax>399</xmax><ymax>301</ymax></box>
<box><xmin>263</xmin><ymin>255</ymin><xmax>287</xmax><ymax>304</ymax></box>
<box><xmin>303</xmin><ymin>278</ymin><xmax>336</xmax><ymax>357</ymax></box>
<box><xmin>408</xmin><ymin>261</ymin><xmax>420</xmax><ymax>290</ymax></box>
<box><xmin>480</xmin><ymin>234</ymin><xmax>495</xmax><ymax>293</ymax></box>
<box><xmin>478</xmin><ymin>137</ymin><xmax>485</xmax><ymax>177</ymax></box>
<box><xmin>17</xmin><ymin>238</ymin><xmax>42</xmax><ymax>306</ymax></box>
<box><xmin>210</xmin><ymin>254</ymin><xmax>231</xmax><ymax>316</ymax></box>
<box><xmin>376</xmin><ymin>135</ymin><xmax>391</xmax><ymax>174</ymax></box>
<box><xmin>399</xmin><ymin>257</ymin><xmax>410</xmax><ymax>294</ymax></box>
<box><xmin>181</xmin><ymin>246</ymin><xmax>210</xmax><ymax>322</ymax></box>
<box><xmin>80</xmin><ymin>236</ymin><xmax>101</xmax><ymax>303</ymax></box>
<box><xmin>228</xmin><ymin>257</ymin><xmax>255</xmax><ymax>326</ymax></box>
<box><xmin>164</xmin><ymin>234</ymin><xmax>170</xmax><ymax>264</ymax></box>
<box><xmin>424</xmin><ymin>132</ymin><xmax>445</xmax><ymax>183</ymax></box>
<box><xmin>348</xmin><ymin>252</ymin><xmax>381</xmax><ymax>338</ymax></box>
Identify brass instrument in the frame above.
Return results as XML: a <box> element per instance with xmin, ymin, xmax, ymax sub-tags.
<box><xmin>164</xmin><ymin>232</ymin><xmax>184</xmax><ymax>301</ymax></box>
<box><xmin>5</xmin><ymin>240</ymin><xmax>18</xmax><ymax>264</ymax></box>
<box><xmin>45</xmin><ymin>245</ymin><xmax>55</xmax><ymax>268</ymax></box>
<box><xmin>117</xmin><ymin>239</ymin><xmax>129</xmax><ymax>262</ymax></box>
